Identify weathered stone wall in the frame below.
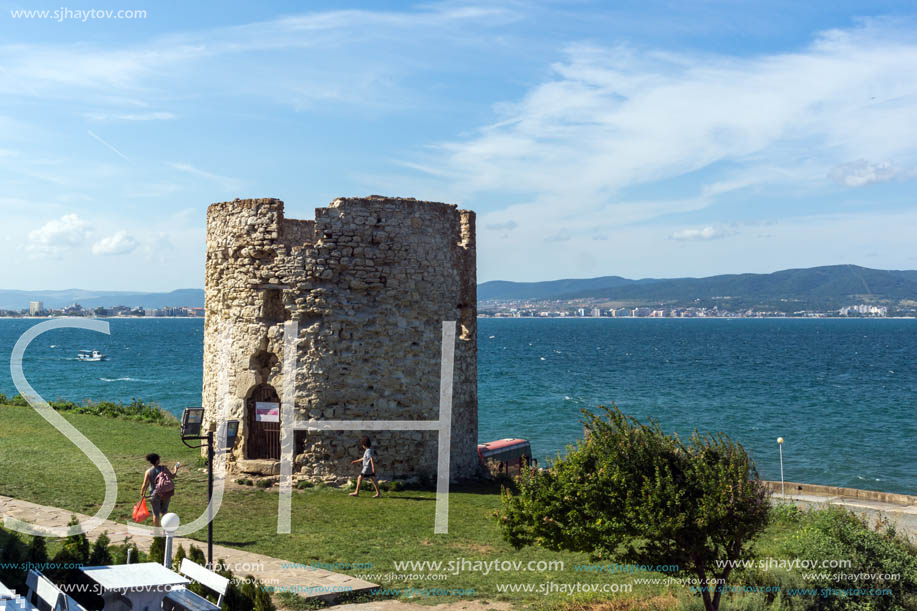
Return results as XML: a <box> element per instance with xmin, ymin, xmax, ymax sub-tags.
<box><xmin>202</xmin><ymin>196</ymin><xmax>478</xmax><ymax>482</ymax></box>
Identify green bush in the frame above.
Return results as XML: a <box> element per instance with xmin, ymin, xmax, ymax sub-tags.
<box><xmin>109</xmin><ymin>536</ymin><xmax>143</xmax><ymax>565</ymax></box>
<box><xmin>0</xmin><ymin>525</ymin><xmax>28</xmax><ymax>594</ymax></box>
<box><xmin>500</xmin><ymin>405</ymin><xmax>770</xmax><ymax>611</ymax></box>
<box><xmin>296</xmin><ymin>480</ymin><xmax>314</xmax><ymax>489</ymax></box>
<box><xmin>1</xmin><ymin>395</ymin><xmax>178</xmax><ymax>425</ymax></box>
<box><xmin>376</xmin><ymin>480</ymin><xmax>404</xmax><ymax>492</ymax></box>
<box><xmin>236</xmin><ymin>478</ymin><xmax>254</xmax><ymax>486</ymax></box>
<box><xmin>26</xmin><ymin>532</ymin><xmax>49</xmax><ymax>568</ymax></box>
<box><xmin>88</xmin><ymin>531</ymin><xmax>114</xmax><ymax>566</ymax></box>
<box><xmin>185</xmin><ymin>545</ymin><xmax>210</xmax><ymax>598</ymax></box>
<box><xmin>149</xmin><ymin>535</ymin><xmax>166</xmax><ymax>565</ymax></box>
<box><xmin>782</xmin><ymin>506</ymin><xmax>917</xmax><ymax>610</ymax></box>
<box><xmin>211</xmin><ymin>556</ymin><xmax>275</xmax><ymax>611</ymax></box>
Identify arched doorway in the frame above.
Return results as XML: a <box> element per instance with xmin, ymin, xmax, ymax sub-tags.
<box><xmin>246</xmin><ymin>384</ymin><xmax>281</xmax><ymax>459</ymax></box>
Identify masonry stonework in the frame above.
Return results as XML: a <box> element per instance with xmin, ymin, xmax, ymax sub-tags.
<box><xmin>202</xmin><ymin>196</ymin><xmax>478</xmax><ymax>483</ymax></box>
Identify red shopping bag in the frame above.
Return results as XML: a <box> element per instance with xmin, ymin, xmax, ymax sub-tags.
<box><xmin>132</xmin><ymin>498</ymin><xmax>150</xmax><ymax>523</ymax></box>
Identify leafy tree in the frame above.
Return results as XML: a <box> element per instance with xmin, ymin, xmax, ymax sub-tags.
<box><xmin>499</xmin><ymin>405</ymin><xmax>770</xmax><ymax>611</ymax></box>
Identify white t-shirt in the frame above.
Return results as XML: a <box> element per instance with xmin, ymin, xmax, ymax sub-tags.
<box><xmin>361</xmin><ymin>448</ymin><xmax>375</xmax><ymax>474</ymax></box>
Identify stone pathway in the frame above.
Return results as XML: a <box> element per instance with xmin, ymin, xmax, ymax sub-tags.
<box><xmin>0</xmin><ymin>495</ymin><xmax>376</xmax><ymax>602</ymax></box>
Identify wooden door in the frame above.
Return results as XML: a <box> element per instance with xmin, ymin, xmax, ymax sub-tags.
<box><xmin>246</xmin><ymin>384</ymin><xmax>281</xmax><ymax>459</ymax></box>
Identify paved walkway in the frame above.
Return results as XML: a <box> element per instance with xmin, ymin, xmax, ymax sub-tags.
<box><xmin>0</xmin><ymin>495</ymin><xmax>376</xmax><ymax>602</ymax></box>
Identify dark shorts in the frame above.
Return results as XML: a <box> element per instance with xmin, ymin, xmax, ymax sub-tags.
<box><xmin>149</xmin><ymin>494</ymin><xmax>170</xmax><ymax>517</ymax></box>
<box><xmin>361</xmin><ymin>471</ymin><xmax>375</xmax><ymax>478</ymax></box>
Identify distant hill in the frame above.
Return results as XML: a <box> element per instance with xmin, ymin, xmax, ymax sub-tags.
<box><xmin>478</xmin><ymin>265</ymin><xmax>917</xmax><ymax>310</ymax></box>
<box><xmin>6</xmin><ymin>265</ymin><xmax>917</xmax><ymax>312</ymax></box>
<box><xmin>476</xmin><ymin>276</ymin><xmax>662</xmax><ymax>300</ymax></box>
<box><xmin>0</xmin><ymin>289</ymin><xmax>204</xmax><ymax>310</ymax></box>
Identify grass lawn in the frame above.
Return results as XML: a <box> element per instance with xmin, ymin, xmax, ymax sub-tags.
<box><xmin>0</xmin><ymin>404</ymin><xmax>844</xmax><ymax>610</ymax></box>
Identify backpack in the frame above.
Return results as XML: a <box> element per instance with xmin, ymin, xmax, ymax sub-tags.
<box><xmin>153</xmin><ymin>466</ymin><xmax>175</xmax><ymax>499</ymax></box>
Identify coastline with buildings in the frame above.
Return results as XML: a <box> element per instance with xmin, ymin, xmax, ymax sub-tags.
<box><xmin>2</xmin><ymin>302</ymin><xmax>909</xmax><ymax>320</ymax></box>
<box><xmin>480</xmin><ymin>301</ymin><xmax>905</xmax><ymax>319</ymax></box>
<box><xmin>1</xmin><ymin>302</ymin><xmax>203</xmax><ymax>318</ymax></box>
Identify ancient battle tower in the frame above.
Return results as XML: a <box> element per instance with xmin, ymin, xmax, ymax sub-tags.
<box><xmin>202</xmin><ymin>196</ymin><xmax>478</xmax><ymax>482</ymax></box>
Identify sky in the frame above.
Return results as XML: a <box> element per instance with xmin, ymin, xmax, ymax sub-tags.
<box><xmin>1</xmin><ymin>0</ymin><xmax>916</xmax><ymax>290</ymax></box>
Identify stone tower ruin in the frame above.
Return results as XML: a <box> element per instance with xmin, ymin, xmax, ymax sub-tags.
<box><xmin>202</xmin><ymin>196</ymin><xmax>478</xmax><ymax>482</ymax></box>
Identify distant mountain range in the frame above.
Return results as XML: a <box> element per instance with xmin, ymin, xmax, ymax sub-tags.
<box><xmin>478</xmin><ymin>265</ymin><xmax>917</xmax><ymax>310</ymax></box>
<box><xmin>4</xmin><ymin>265</ymin><xmax>916</xmax><ymax>313</ymax></box>
<box><xmin>0</xmin><ymin>289</ymin><xmax>205</xmax><ymax>311</ymax></box>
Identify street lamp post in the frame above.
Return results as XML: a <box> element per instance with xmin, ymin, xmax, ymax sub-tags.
<box><xmin>161</xmin><ymin>513</ymin><xmax>180</xmax><ymax>568</ymax></box>
<box><xmin>180</xmin><ymin>407</ymin><xmax>239</xmax><ymax>569</ymax></box>
<box><xmin>777</xmin><ymin>437</ymin><xmax>785</xmax><ymax>498</ymax></box>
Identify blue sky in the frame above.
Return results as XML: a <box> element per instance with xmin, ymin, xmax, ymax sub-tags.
<box><xmin>1</xmin><ymin>1</ymin><xmax>916</xmax><ymax>290</ymax></box>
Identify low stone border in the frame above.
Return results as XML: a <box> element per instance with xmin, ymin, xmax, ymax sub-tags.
<box><xmin>763</xmin><ymin>480</ymin><xmax>917</xmax><ymax>506</ymax></box>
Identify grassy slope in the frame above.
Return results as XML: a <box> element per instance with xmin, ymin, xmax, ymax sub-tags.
<box><xmin>0</xmin><ymin>404</ymin><xmax>656</xmax><ymax>606</ymax></box>
<box><xmin>0</xmin><ymin>404</ymin><xmax>807</xmax><ymax>608</ymax></box>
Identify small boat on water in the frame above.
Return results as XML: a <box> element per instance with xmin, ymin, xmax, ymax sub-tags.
<box><xmin>77</xmin><ymin>349</ymin><xmax>107</xmax><ymax>362</ymax></box>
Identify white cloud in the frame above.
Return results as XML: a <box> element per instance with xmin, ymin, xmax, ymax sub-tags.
<box><xmin>27</xmin><ymin>214</ymin><xmax>91</xmax><ymax>256</ymax></box>
<box><xmin>91</xmin><ymin>231</ymin><xmax>140</xmax><ymax>256</ymax></box>
<box><xmin>85</xmin><ymin>112</ymin><xmax>176</xmax><ymax>121</ymax></box>
<box><xmin>545</xmin><ymin>228</ymin><xmax>572</xmax><ymax>242</ymax></box>
<box><xmin>422</xmin><ymin>20</ymin><xmax>917</xmax><ymax>227</ymax></box>
<box><xmin>166</xmin><ymin>162</ymin><xmax>240</xmax><ymax>190</ymax></box>
<box><xmin>479</xmin><ymin>209</ymin><xmax>917</xmax><ymax>282</ymax></box>
<box><xmin>0</xmin><ymin>4</ymin><xmax>518</xmax><ymax>114</ymax></box>
<box><xmin>118</xmin><ymin>112</ymin><xmax>176</xmax><ymax>121</ymax></box>
<box><xmin>829</xmin><ymin>159</ymin><xmax>902</xmax><ymax>187</ymax></box>
<box><xmin>485</xmin><ymin>220</ymin><xmax>518</xmax><ymax>231</ymax></box>
<box><xmin>669</xmin><ymin>226</ymin><xmax>729</xmax><ymax>241</ymax></box>
<box><xmin>87</xmin><ymin>130</ymin><xmax>130</xmax><ymax>161</ymax></box>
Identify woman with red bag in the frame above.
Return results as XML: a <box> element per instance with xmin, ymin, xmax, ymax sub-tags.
<box><xmin>139</xmin><ymin>453</ymin><xmax>181</xmax><ymax>527</ymax></box>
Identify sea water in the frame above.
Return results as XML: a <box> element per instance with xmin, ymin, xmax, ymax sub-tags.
<box><xmin>0</xmin><ymin>318</ymin><xmax>913</xmax><ymax>494</ymax></box>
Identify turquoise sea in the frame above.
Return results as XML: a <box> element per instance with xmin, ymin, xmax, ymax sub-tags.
<box><xmin>0</xmin><ymin>318</ymin><xmax>914</xmax><ymax>495</ymax></box>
